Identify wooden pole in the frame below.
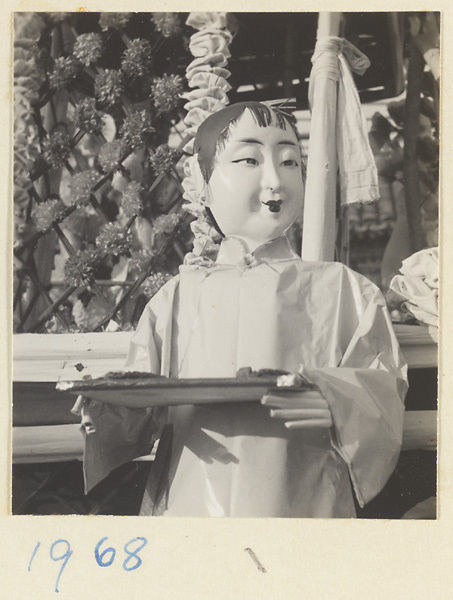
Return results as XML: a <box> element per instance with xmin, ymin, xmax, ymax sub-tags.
<box><xmin>301</xmin><ymin>12</ymin><xmax>341</xmax><ymax>262</ymax></box>
<box><xmin>317</xmin><ymin>12</ymin><xmax>342</xmax><ymax>38</ymax></box>
<box><xmin>403</xmin><ymin>41</ymin><xmax>427</xmax><ymax>253</ymax></box>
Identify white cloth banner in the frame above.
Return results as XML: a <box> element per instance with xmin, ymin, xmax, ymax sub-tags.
<box><xmin>302</xmin><ymin>37</ymin><xmax>379</xmax><ymax>261</ymax></box>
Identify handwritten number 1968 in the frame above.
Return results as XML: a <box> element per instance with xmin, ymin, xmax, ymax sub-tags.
<box><xmin>123</xmin><ymin>537</ymin><xmax>147</xmax><ymax>571</ymax></box>
<box><xmin>50</xmin><ymin>540</ymin><xmax>73</xmax><ymax>594</ymax></box>
<box><xmin>94</xmin><ymin>537</ymin><xmax>116</xmax><ymax>567</ymax></box>
<box><xmin>29</xmin><ymin>536</ymin><xmax>147</xmax><ymax>593</ymax></box>
<box><xmin>94</xmin><ymin>536</ymin><xmax>147</xmax><ymax>571</ymax></box>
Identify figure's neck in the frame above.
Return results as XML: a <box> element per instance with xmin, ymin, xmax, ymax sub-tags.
<box><xmin>216</xmin><ymin>234</ymin><xmax>298</xmax><ymax>265</ymax></box>
<box><xmin>224</xmin><ymin>236</ymin><xmax>262</xmax><ymax>254</ymax></box>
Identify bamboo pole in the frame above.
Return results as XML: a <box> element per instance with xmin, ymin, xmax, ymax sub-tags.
<box><xmin>387</xmin><ymin>13</ymin><xmax>405</xmax><ymax>97</ymax></box>
<box><xmin>301</xmin><ymin>12</ymin><xmax>341</xmax><ymax>262</ymax></box>
<box><xmin>317</xmin><ymin>12</ymin><xmax>342</xmax><ymax>38</ymax></box>
<box><xmin>403</xmin><ymin>41</ymin><xmax>427</xmax><ymax>253</ymax></box>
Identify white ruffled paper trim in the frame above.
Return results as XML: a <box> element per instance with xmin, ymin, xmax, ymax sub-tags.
<box><xmin>183</xmin><ymin>13</ymin><xmax>232</xmax><ymax>153</ymax></box>
<box><xmin>181</xmin><ymin>12</ymin><xmax>234</xmax><ymax>263</ymax></box>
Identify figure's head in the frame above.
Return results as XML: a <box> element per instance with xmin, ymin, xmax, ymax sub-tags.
<box><xmin>194</xmin><ymin>101</ymin><xmax>305</xmax><ymax>246</ymax></box>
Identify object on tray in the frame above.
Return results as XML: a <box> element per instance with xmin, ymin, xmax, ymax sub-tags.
<box><xmin>56</xmin><ymin>369</ymin><xmax>312</xmax><ymax>409</ymax></box>
<box><xmin>387</xmin><ymin>247</ymin><xmax>438</xmax><ymax>327</ymax></box>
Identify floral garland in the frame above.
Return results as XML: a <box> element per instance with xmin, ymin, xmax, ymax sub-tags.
<box><xmin>13</xmin><ymin>13</ymin><xmax>46</xmax><ymax>238</ymax></box>
<box><xmin>181</xmin><ymin>12</ymin><xmax>234</xmax><ymax>266</ymax></box>
<box><xmin>13</xmin><ymin>12</ymin><xmax>210</xmax><ymax>332</ymax></box>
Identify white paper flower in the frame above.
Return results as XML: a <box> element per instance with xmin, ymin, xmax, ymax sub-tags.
<box><xmin>189</xmin><ymin>29</ymin><xmax>232</xmax><ymax>58</ymax></box>
<box><xmin>181</xmin><ymin>12</ymin><xmax>233</xmax><ymax>263</ymax></box>
<box><xmin>186</xmin><ymin>12</ymin><xmax>229</xmax><ymax>31</ymax></box>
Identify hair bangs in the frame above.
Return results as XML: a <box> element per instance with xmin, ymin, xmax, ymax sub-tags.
<box><xmin>195</xmin><ymin>101</ymin><xmax>301</xmax><ymax>183</ymax></box>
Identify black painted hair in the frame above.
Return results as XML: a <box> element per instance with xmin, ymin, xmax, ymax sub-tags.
<box><xmin>194</xmin><ymin>101</ymin><xmax>305</xmax><ymax>183</ymax></box>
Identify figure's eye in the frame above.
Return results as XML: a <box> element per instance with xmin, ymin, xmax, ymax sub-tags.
<box><xmin>281</xmin><ymin>159</ymin><xmax>299</xmax><ymax>167</ymax></box>
<box><xmin>233</xmin><ymin>158</ymin><xmax>259</xmax><ymax>166</ymax></box>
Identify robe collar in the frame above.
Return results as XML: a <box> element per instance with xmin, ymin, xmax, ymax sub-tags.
<box><xmin>215</xmin><ymin>234</ymin><xmax>299</xmax><ymax>267</ymax></box>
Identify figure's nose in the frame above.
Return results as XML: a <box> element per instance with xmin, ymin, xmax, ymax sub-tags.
<box><xmin>261</xmin><ymin>158</ymin><xmax>281</xmax><ymax>192</ymax></box>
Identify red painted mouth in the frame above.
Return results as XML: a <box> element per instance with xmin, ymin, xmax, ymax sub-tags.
<box><xmin>262</xmin><ymin>200</ymin><xmax>283</xmax><ymax>213</ymax></box>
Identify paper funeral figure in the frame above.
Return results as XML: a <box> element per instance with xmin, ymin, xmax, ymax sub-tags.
<box><xmin>75</xmin><ymin>100</ymin><xmax>407</xmax><ymax>517</ymax></box>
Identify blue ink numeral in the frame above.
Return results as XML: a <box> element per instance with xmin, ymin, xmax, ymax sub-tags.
<box><xmin>123</xmin><ymin>537</ymin><xmax>147</xmax><ymax>572</ymax></box>
<box><xmin>28</xmin><ymin>541</ymin><xmax>40</xmax><ymax>572</ymax></box>
<box><xmin>29</xmin><ymin>535</ymin><xmax>147</xmax><ymax>592</ymax></box>
<box><xmin>50</xmin><ymin>539</ymin><xmax>73</xmax><ymax>594</ymax></box>
<box><xmin>94</xmin><ymin>537</ymin><xmax>116</xmax><ymax>567</ymax></box>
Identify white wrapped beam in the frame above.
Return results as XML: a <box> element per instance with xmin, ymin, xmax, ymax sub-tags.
<box><xmin>13</xmin><ymin>332</ymin><xmax>133</xmax><ymax>382</ymax></box>
<box><xmin>13</xmin><ymin>324</ymin><xmax>437</xmax><ymax>386</ymax></box>
<box><xmin>12</xmin><ymin>410</ymin><xmax>437</xmax><ymax>464</ymax></box>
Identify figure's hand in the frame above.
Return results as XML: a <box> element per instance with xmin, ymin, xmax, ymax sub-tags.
<box><xmin>71</xmin><ymin>395</ymin><xmax>97</xmax><ymax>434</ymax></box>
<box><xmin>261</xmin><ymin>390</ymin><xmax>332</xmax><ymax>429</ymax></box>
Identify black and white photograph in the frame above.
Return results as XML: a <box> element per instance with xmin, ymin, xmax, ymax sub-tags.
<box><xmin>11</xmin><ymin>10</ymin><xmax>439</xmax><ymax>523</ymax></box>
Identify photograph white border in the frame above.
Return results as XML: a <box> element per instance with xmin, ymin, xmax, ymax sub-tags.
<box><xmin>3</xmin><ymin>2</ymin><xmax>451</xmax><ymax>598</ymax></box>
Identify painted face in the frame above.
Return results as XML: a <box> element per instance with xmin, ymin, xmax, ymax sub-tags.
<box><xmin>206</xmin><ymin>109</ymin><xmax>304</xmax><ymax>246</ymax></box>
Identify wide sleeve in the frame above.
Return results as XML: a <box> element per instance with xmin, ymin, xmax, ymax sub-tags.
<box><xmin>301</xmin><ymin>269</ymin><xmax>408</xmax><ymax>508</ymax></box>
<box><xmin>80</xmin><ymin>276</ymin><xmax>180</xmax><ymax>493</ymax></box>
<box><xmin>125</xmin><ymin>275</ymin><xmax>180</xmax><ymax>376</ymax></box>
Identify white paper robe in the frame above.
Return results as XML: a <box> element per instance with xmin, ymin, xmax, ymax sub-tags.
<box><xmin>120</xmin><ymin>235</ymin><xmax>407</xmax><ymax>517</ymax></box>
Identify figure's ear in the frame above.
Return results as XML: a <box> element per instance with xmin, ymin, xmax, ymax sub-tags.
<box><xmin>202</xmin><ymin>182</ymin><xmax>213</xmax><ymax>206</ymax></box>
<box><xmin>181</xmin><ymin>154</ymin><xmax>209</xmax><ymax>216</ymax></box>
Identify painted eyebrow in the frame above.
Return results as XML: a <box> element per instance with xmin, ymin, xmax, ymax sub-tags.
<box><xmin>234</xmin><ymin>138</ymin><xmax>297</xmax><ymax>146</ymax></box>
